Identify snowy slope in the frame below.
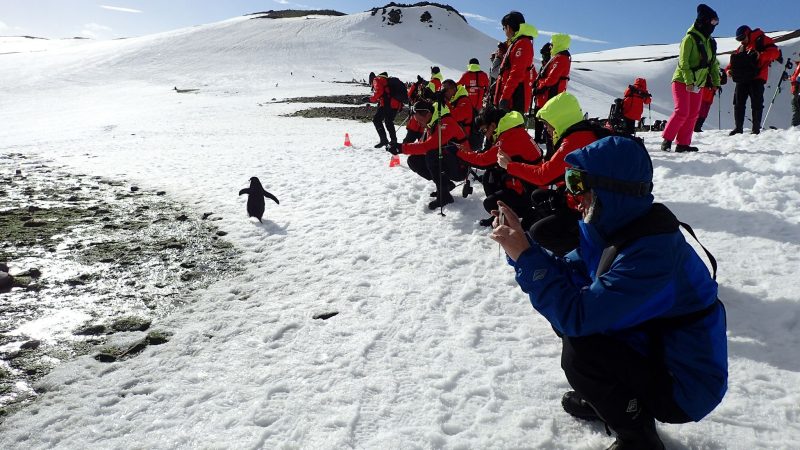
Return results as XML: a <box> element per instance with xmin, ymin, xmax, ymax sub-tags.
<box><xmin>1</xmin><ymin>6</ymin><xmax>800</xmax><ymax>449</ymax></box>
<box><xmin>572</xmin><ymin>32</ymin><xmax>800</xmax><ymax>128</ymax></box>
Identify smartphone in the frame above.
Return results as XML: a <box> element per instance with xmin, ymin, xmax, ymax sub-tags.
<box><xmin>499</xmin><ymin>208</ymin><xmax>506</xmax><ymax>226</ymax></box>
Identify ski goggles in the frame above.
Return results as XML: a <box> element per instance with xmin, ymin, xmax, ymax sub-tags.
<box><xmin>565</xmin><ymin>168</ymin><xmax>654</xmax><ymax>197</ymax></box>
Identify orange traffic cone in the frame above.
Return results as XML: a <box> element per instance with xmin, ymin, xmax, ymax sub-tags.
<box><xmin>389</xmin><ymin>154</ymin><xmax>400</xmax><ymax>167</ymax></box>
<box><xmin>344</xmin><ymin>133</ymin><xmax>352</xmax><ymax>147</ymax></box>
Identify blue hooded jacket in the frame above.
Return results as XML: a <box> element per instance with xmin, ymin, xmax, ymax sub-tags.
<box><xmin>512</xmin><ymin>136</ymin><xmax>727</xmax><ymax>421</ymax></box>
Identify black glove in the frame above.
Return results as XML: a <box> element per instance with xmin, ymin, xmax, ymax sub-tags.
<box><xmin>361</xmin><ymin>96</ymin><xmax>371</xmax><ymax>103</ymax></box>
<box><xmin>417</xmin><ymin>75</ymin><xmax>425</xmax><ymax>84</ymax></box>
<box><xmin>386</xmin><ymin>142</ymin><xmax>402</xmax><ymax>155</ymax></box>
<box><xmin>498</xmin><ymin>99</ymin><xmax>510</xmax><ymax>112</ymax></box>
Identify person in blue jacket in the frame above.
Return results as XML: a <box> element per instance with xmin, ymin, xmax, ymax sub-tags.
<box><xmin>490</xmin><ymin>136</ymin><xmax>727</xmax><ymax>450</ymax></box>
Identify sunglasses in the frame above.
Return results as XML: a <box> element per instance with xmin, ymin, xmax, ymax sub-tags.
<box><xmin>564</xmin><ymin>167</ymin><xmax>654</xmax><ymax>197</ymax></box>
<box><xmin>565</xmin><ymin>168</ymin><xmax>588</xmax><ymax>195</ymax></box>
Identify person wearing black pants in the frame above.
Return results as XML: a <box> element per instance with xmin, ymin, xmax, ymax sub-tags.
<box><xmin>561</xmin><ymin>335</ymin><xmax>692</xmax><ymax>447</ymax></box>
<box><xmin>372</xmin><ymin>105</ymin><xmax>398</xmax><ymax>146</ymax></box>
<box><xmin>732</xmin><ymin>79</ymin><xmax>765</xmax><ymax>134</ymax></box>
<box><xmin>387</xmin><ymin>100</ymin><xmax>468</xmax><ymax>210</ymax></box>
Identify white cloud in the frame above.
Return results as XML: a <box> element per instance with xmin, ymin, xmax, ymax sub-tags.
<box><xmin>80</xmin><ymin>22</ymin><xmax>113</xmax><ymax>39</ymax></box>
<box><xmin>462</xmin><ymin>12</ymin><xmax>496</xmax><ymax>24</ymax></box>
<box><xmin>99</xmin><ymin>5</ymin><xmax>142</xmax><ymax>13</ymax></box>
<box><xmin>538</xmin><ymin>29</ymin><xmax>608</xmax><ymax>44</ymax></box>
<box><xmin>274</xmin><ymin>0</ymin><xmax>290</xmax><ymax>4</ymax></box>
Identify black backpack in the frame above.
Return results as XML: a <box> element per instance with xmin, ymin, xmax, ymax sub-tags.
<box><xmin>729</xmin><ymin>50</ymin><xmax>759</xmax><ymax>83</ymax></box>
<box><xmin>386</xmin><ymin>77</ymin><xmax>410</xmax><ymax>105</ymax></box>
<box><xmin>608</xmin><ymin>98</ymin><xmax>626</xmax><ymax>133</ymax></box>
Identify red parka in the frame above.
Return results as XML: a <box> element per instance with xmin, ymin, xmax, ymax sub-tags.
<box><xmin>447</xmin><ymin>85</ymin><xmax>474</xmax><ymax>137</ymax></box>
<box><xmin>725</xmin><ymin>28</ymin><xmax>781</xmax><ymax>83</ymax></box>
<box><xmin>535</xmin><ymin>53</ymin><xmax>571</xmax><ymax>108</ymax></box>
<box><xmin>622</xmin><ymin>78</ymin><xmax>652</xmax><ymax>121</ymax></box>
<box><xmin>495</xmin><ymin>24</ymin><xmax>537</xmax><ymax>112</ymax></box>
<box><xmin>457</xmin><ymin>116</ymin><xmax>541</xmax><ymax>194</ymax></box>
<box><xmin>457</xmin><ymin>68</ymin><xmax>490</xmax><ymax>111</ymax></box>
<box><xmin>507</xmin><ymin>128</ymin><xmax>598</xmax><ymax>189</ymax></box>
<box><xmin>369</xmin><ymin>75</ymin><xmax>402</xmax><ymax>109</ymax></box>
<box><xmin>401</xmin><ymin>114</ymin><xmax>469</xmax><ymax>156</ymax></box>
<box><xmin>791</xmin><ymin>63</ymin><xmax>800</xmax><ymax>95</ymax></box>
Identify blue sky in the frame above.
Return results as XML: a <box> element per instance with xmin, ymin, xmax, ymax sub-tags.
<box><xmin>0</xmin><ymin>1</ymin><xmax>796</xmax><ymax>53</ymax></box>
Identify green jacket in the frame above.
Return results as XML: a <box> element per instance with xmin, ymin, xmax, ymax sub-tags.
<box><xmin>673</xmin><ymin>26</ymin><xmax>721</xmax><ymax>87</ymax></box>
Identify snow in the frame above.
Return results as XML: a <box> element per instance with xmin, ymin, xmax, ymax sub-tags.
<box><xmin>2</xmin><ymin>8</ymin><xmax>800</xmax><ymax>449</ymax></box>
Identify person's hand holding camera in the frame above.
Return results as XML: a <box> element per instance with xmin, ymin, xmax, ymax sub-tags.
<box><xmin>490</xmin><ymin>201</ymin><xmax>530</xmax><ymax>262</ymax></box>
<box><xmin>497</xmin><ymin>150</ymin><xmax>511</xmax><ymax>169</ymax></box>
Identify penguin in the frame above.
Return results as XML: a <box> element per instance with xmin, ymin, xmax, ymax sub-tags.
<box><xmin>238</xmin><ymin>177</ymin><xmax>279</xmax><ymax>223</ymax></box>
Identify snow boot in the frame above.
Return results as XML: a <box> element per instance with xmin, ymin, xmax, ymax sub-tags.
<box><xmin>606</xmin><ymin>417</ymin><xmax>665</xmax><ymax>450</ymax></box>
<box><xmin>428</xmin><ymin>192</ymin><xmax>454</xmax><ymax>210</ymax></box>
<box><xmin>374</xmin><ymin>140</ymin><xmax>390</xmax><ymax>149</ymax></box>
<box><xmin>750</xmin><ymin>128</ymin><xmax>760</xmax><ymax>135</ymax></box>
<box><xmin>674</xmin><ymin>144</ymin><xmax>698</xmax><ymax>153</ymax></box>
<box><xmin>429</xmin><ymin>180</ymin><xmax>456</xmax><ymax>197</ymax></box>
<box><xmin>660</xmin><ymin>139</ymin><xmax>672</xmax><ymax>152</ymax></box>
<box><xmin>561</xmin><ymin>391</ymin><xmax>601</xmax><ymax>422</ymax></box>
<box><xmin>694</xmin><ymin>117</ymin><xmax>705</xmax><ymax>132</ymax></box>
<box><xmin>729</xmin><ymin>128</ymin><xmax>743</xmax><ymax>136</ymax></box>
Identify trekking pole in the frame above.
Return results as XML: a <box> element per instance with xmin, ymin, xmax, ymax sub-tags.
<box><xmin>763</xmin><ymin>58</ymin><xmax>793</xmax><ymax>129</ymax></box>
<box><xmin>717</xmin><ymin>87</ymin><xmax>722</xmax><ymax>129</ymax></box>
<box><xmin>437</xmin><ymin>97</ymin><xmax>445</xmax><ymax>217</ymax></box>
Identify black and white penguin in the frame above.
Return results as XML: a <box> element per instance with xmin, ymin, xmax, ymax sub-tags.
<box><xmin>238</xmin><ymin>177</ymin><xmax>279</xmax><ymax>223</ymax></box>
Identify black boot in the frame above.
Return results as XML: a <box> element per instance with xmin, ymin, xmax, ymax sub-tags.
<box><xmin>428</xmin><ymin>191</ymin><xmax>454</xmax><ymax>210</ymax></box>
<box><xmin>660</xmin><ymin>139</ymin><xmax>672</xmax><ymax>151</ymax></box>
<box><xmin>675</xmin><ymin>144</ymin><xmax>698</xmax><ymax>153</ymax></box>
<box><xmin>429</xmin><ymin>180</ymin><xmax>456</xmax><ymax>198</ymax></box>
<box><xmin>728</xmin><ymin>128</ymin><xmax>743</xmax><ymax>136</ymax></box>
<box><xmin>607</xmin><ymin>417</ymin><xmax>665</xmax><ymax>450</ymax></box>
<box><xmin>374</xmin><ymin>140</ymin><xmax>389</xmax><ymax>148</ymax></box>
<box><xmin>694</xmin><ymin>116</ymin><xmax>705</xmax><ymax>132</ymax></box>
<box><xmin>561</xmin><ymin>391</ymin><xmax>601</xmax><ymax>421</ymax></box>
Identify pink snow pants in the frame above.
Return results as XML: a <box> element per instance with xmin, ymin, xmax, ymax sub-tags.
<box><xmin>662</xmin><ymin>81</ymin><xmax>702</xmax><ymax>145</ymax></box>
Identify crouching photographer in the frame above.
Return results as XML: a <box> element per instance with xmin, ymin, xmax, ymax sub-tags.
<box><xmin>386</xmin><ymin>100</ymin><xmax>468</xmax><ymax>210</ymax></box>
<box><xmin>455</xmin><ymin>107</ymin><xmax>542</xmax><ymax>227</ymax></box>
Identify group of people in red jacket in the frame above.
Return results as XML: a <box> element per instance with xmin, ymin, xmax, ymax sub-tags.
<box><xmin>378</xmin><ymin>10</ymin><xmax>576</xmax><ymax>234</ymax></box>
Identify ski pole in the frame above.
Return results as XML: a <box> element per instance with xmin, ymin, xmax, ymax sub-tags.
<box><xmin>717</xmin><ymin>87</ymin><xmax>721</xmax><ymax>130</ymax></box>
<box><xmin>437</xmin><ymin>97</ymin><xmax>445</xmax><ymax>217</ymax></box>
<box><xmin>764</xmin><ymin>58</ymin><xmax>793</xmax><ymax>128</ymax></box>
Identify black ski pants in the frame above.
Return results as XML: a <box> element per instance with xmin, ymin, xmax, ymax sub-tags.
<box><xmin>561</xmin><ymin>334</ymin><xmax>691</xmax><ymax>432</ymax></box>
<box><xmin>407</xmin><ymin>145</ymin><xmax>467</xmax><ymax>190</ymax></box>
<box><xmin>792</xmin><ymin>92</ymin><xmax>800</xmax><ymax>127</ymax></box>
<box><xmin>373</xmin><ymin>105</ymin><xmax>398</xmax><ymax>144</ymax></box>
<box><xmin>733</xmin><ymin>80</ymin><xmax>765</xmax><ymax>131</ymax></box>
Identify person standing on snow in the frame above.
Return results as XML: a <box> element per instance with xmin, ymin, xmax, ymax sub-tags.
<box><xmin>660</xmin><ymin>4</ymin><xmax>720</xmax><ymax>152</ymax></box>
<box><xmin>534</xmin><ymin>33</ymin><xmax>572</xmax><ymax>159</ymax></box>
<box><xmin>428</xmin><ymin>66</ymin><xmax>444</xmax><ymax>92</ymax></box>
<box><xmin>491</xmin><ymin>136</ymin><xmax>727</xmax><ymax>450</ymax></box>
<box><xmin>622</xmin><ymin>78</ymin><xmax>652</xmax><ymax>135</ymax></box>
<box><xmin>533</xmin><ymin>42</ymin><xmax>554</xmax><ymax>144</ymax></box>
<box><xmin>791</xmin><ymin>62</ymin><xmax>800</xmax><ymax>127</ymax></box>
<box><xmin>494</xmin><ymin>11</ymin><xmax>537</xmax><ymax>114</ymax></box>
<box><xmin>726</xmin><ymin>25</ymin><xmax>782</xmax><ymax>135</ymax></box>
<box><xmin>364</xmin><ymin>72</ymin><xmax>402</xmax><ymax>148</ymax></box>
<box><xmin>695</xmin><ymin>68</ymin><xmax>727</xmax><ymax>132</ymax></box>
<box><xmin>457</xmin><ymin>58</ymin><xmax>490</xmax><ymax>114</ymax></box>
<box><xmin>386</xmin><ymin>100</ymin><xmax>468</xmax><ymax>210</ymax></box>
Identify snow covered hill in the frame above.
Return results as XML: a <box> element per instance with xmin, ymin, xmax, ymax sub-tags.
<box><xmin>1</xmin><ymin>5</ymin><xmax>800</xmax><ymax>449</ymax></box>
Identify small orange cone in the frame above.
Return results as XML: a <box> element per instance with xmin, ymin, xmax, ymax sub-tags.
<box><xmin>344</xmin><ymin>133</ymin><xmax>352</xmax><ymax>147</ymax></box>
<box><xmin>389</xmin><ymin>154</ymin><xmax>400</xmax><ymax>167</ymax></box>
